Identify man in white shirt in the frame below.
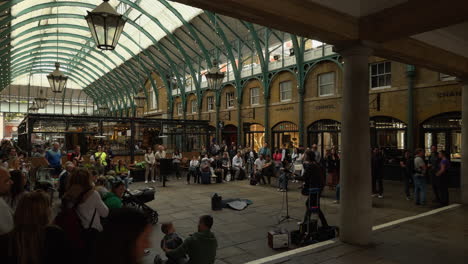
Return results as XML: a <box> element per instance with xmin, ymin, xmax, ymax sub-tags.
<box><xmin>232</xmin><ymin>151</ymin><xmax>245</xmax><ymax>181</ymax></box>
<box><xmin>254</xmin><ymin>154</ymin><xmax>266</xmax><ymax>185</ymax></box>
<box><xmin>312</xmin><ymin>144</ymin><xmax>321</xmax><ymax>163</ymax></box>
<box><xmin>0</xmin><ymin>167</ymin><xmax>13</xmax><ymax>235</ymax></box>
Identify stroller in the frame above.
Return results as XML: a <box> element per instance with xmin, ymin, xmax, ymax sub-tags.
<box><xmin>122</xmin><ymin>187</ymin><xmax>159</xmax><ymax>225</ymax></box>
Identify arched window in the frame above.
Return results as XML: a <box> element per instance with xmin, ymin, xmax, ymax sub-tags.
<box><xmin>308</xmin><ymin>119</ymin><xmax>341</xmax><ymax>155</ymax></box>
<box><xmin>244</xmin><ymin>123</ymin><xmax>265</xmax><ymax>151</ymax></box>
<box><xmin>421</xmin><ymin>112</ymin><xmax>461</xmax><ymax>160</ymax></box>
<box><xmin>370</xmin><ymin>116</ymin><xmax>406</xmax><ymax>150</ymax></box>
<box><xmin>272</xmin><ymin>122</ymin><xmax>299</xmax><ymax>149</ymax></box>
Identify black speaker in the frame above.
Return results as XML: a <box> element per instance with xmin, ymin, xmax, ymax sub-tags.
<box><xmin>211</xmin><ymin>193</ymin><xmax>222</xmax><ymax>211</ymax></box>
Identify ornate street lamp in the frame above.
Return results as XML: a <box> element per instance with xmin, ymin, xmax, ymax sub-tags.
<box><xmin>85</xmin><ymin>0</ymin><xmax>127</xmax><ymax>51</ymax></box>
<box><xmin>34</xmin><ymin>89</ymin><xmax>48</xmax><ymax>109</ymax></box>
<box><xmin>205</xmin><ymin>60</ymin><xmax>225</xmax><ymax>91</ymax></box>
<box><xmin>133</xmin><ymin>89</ymin><xmax>146</xmax><ymax>108</ymax></box>
<box><xmin>47</xmin><ymin>62</ymin><xmax>68</xmax><ymax>93</ymax></box>
<box><xmin>28</xmin><ymin>101</ymin><xmax>39</xmax><ymax>113</ymax></box>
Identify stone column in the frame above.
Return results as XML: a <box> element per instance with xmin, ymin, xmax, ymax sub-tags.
<box><xmin>338</xmin><ymin>45</ymin><xmax>373</xmax><ymax>246</ymax></box>
<box><xmin>461</xmin><ymin>80</ymin><xmax>468</xmax><ymax>204</ymax></box>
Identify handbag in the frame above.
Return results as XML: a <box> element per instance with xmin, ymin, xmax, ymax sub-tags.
<box><xmin>82</xmin><ymin>208</ymin><xmax>98</xmax><ymax>243</ymax></box>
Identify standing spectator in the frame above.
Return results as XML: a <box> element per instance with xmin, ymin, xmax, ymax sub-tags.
<box><xmin>45</xmin><ymin>142</ymin><xmax>63</xmax><ymax>177</ymax></box>
<box><xmin>155</xmin><ymin>145</ymin><xmax>167</xmax><ymax>181</ymax></box>
<box><xmin>371</xmin><ymin>148</ymin><xmax>384</xmax><ymax>198</ymax></box>
<box><xmin>93</xmin><ymin>145</ymin><xmax>107</xmax><ymax>175</ymax></box>
<box><xmin>400</xmin><ymin>150</ymin><xmax>413</xmax><ymax>200</ymax></box>
<box><xmin>280</xmin><ymin>144</ymin><xmax>290</xmax><ymax>162</ymax></box>
<box><xmin>413</xmin><ymin>148</ymin><xmax>428</xmax><ymax>206</ymax></box>
<box><xmin>96</xmin><ymin>208</ymin><xmax>153</xmax><ymax>264</ymax></box>
<box><xmin>436</xmin><ymin>150</ymin><xmax>450</xmax><ymax>206</ymax></box>
<box><xmin>188</xmin><ymin>156</ymin><xmax>199</xmax><ymax>184</ymax></box>
<box><xmin>70</xmin><ymin>145</ymin><xmax>84</xmax><ymax>166</ymax></box>
<box><xmin>325</xmin><ymin>149</ymin><xmax>340</xmax><ymax>188</ymax></box>
<box><xmin>311</xmin><ymin>144</ymin><xmax>321</xmax><ymax>164</ymax></box>
<box><xmin>172</xmin><ymin>149</ymin><xmax>182</xmax><ymax>180</ymax></box>
<box><xmin>229</xmin><ymin>145</ymin><xmax>237</xmax><ymax>160</ymax></box>
<box><xmin>58</xmin><ymin>161</ymin><xmax>75</xmax><ymax>199</ymax></box>
<box><xmin>144</xmin><ymin>147</ymin><xmax>156</xmax><ymax>184</ymax></box>
<box><xmin>259</xmin><ymin>142</ymin><xmax>271</xmax><ymax>157</ymax></box>
<box><xmin>428</xmin><ymin>145</ymin><xmax>441</xmax><ymax>203</ymax></box>
<box><xmin>62</xmin><ymin>168</ymin><xmax>109</xmax><ymax>232</ymax></box>
<box><xmin>0</xmin><ymin>167</ymin><xmax>13</xmax><ymax>235</ymax></box>
<box><xmin>232</xmin><ymin>151</ymin><xmax>245</xmax><ymax>181</ymax></box>
<box><xmin>273</xmin><ymin>149</ymin><xmax>283</xmax><ymax>177</ymax></box>
<box><xmin>103</xmin><ymin>181</ymin><xmax>126</xmax><ymax>209</ymax></box>
<box><xmin>164</xmin><ymin>215</ymin><xmax>218</xmax><ymax>264</ymax></box>
<box><xmin>4</xmin><ymin>170</ymin><xmax>27</xmax><ymax>212</ymax></box>
<box><xmin>0</xmin><ymin>191</ymin><xmax>70</xmax><ymax>264</ymax></box>
<box><xmin>279</xmin><ymin>159</ymin><xmax>294</xmax><ymax>192</ymax></box>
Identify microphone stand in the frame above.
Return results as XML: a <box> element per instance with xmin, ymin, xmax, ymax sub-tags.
<box><xmin>278</xmin><ymin>171</ymin><xmax>300</xmax><ymax>224</ymax></box>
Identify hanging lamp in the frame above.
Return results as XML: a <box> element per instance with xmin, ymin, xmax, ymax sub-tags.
<box><xmin>85</xmin><ymin>0</ymin><xmax>127</xmax><ymax>50</ymax></box>
<box><xmin>28</xmin><ymin>101</ymin><xmax>39</xmax><ymax>113</ymax></box>
<box><xmin>206</xmin><ymin>60</ymin><xmax>225</xmax><ymax>91</ymax></box>
<box><xmin>34</xmin><ymin>88</ymin><xmax>48</xmax><ymax>109</ymax></box>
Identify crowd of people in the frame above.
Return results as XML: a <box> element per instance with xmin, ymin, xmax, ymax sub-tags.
<box><xmin>0</xmin><ymin>164</ymin><xmax>218</xmax><ymax>264</ymax></box>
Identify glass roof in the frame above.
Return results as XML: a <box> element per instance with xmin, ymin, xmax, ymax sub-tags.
<box><xmin>8</xmin><ymin>0</ymin><xmax>203</xmax><ymax>88</ymax></box>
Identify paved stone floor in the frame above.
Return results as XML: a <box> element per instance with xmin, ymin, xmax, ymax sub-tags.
<box><xmin>283</xmin><ymin>206</ymin><xmax>468</xmax><ymax>264</ymax></box>
<box><xmin>135</xmin><ymin>176</ymin><xmax>461</xmax><ymax>264</ymax></box>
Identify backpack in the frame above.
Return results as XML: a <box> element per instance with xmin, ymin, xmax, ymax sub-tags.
<box><xmin>54</xmin><ymin>190</ymin><xmax>97</xmax><ymax>250</ymax></box>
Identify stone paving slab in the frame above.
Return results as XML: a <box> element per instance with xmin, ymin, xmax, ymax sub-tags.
<box><xmin>138</xmin><ymin>178</ymin><xmax>461</xmax><ymax>264</ymax></box>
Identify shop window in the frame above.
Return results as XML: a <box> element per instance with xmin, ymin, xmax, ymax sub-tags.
<box><xmin>318</xmin><ymin>72</ymin><xmax>335</xmax><ymax>96</ymax></box>
<box><xmin>250</xmin><ymin>87</ymin><xmax>260</xmax><ymax>106</ymax></box>
<box><xmin>272</xmin><ymin>121</ymin><xmax>299</xmax><ymax>149</ymax></box>
<box><xmin>370</xmin><ymin>61</ymin><xmax>391</xmax><ymax>89</ymax></box>
<box><xmin>176</xmin><ymin>102</ymin><xmax>182</xmax><ymax>116</ymax></box>
<box><xmin>280</xmin><ymin>81</ymin><xmax>292</xmax><ymax>102</ymax></box>
<box><xmin>207</xmin><ymin>96</ymin><xmax>214</xmax><ymax>111</ymax></box>
<box><xmin>370</xmin><ymin>116</ymin><xmax>406</xmax><ymax>150</ymax></box>
<box><xmin>422</xmin><ymin>112</ymin><xmax>461</xmax><ymax>160</ymax></box>
<box><xmin>191</xmin><ymin>99</ymin><xmax>197</xmax><ymax>114</ymax></box>
<box><xmin>226</xmin><ymin>92</ymin><xmax>235</xmax><ymax>109</ymax></box>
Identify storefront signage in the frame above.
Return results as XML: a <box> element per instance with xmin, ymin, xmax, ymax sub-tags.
<box><xmin>437</xmin><ymin>91</ymin><xmax>461</xmax><ymax>98</ymax></box>
<box><xmin>275</xmin><ymin>106</ymin><xmax>294</xmax><ymax>112</ymax></box>
<box><xmin>315</xmin><ymin>104</ymin><xmax>336</xmax><ymax>110</ymax></box>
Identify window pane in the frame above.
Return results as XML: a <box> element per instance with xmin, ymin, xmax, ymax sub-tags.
<box><xmin>371</xmin><ymin>64</ymin><xmax>377</xmax><ymax>75</ymax></box>
<box><xmin>371</xmin><ymin>76</ymin><xmax>378</xmax><ymax>88</ymax></box>
<box><xmin>385</xmin><ymin>74</ymin><xmax>391</xmax><ymax>86</ymax></box>
<box><xmin>385</xmin><ymin>61</ymin><xmax>391</xmax><ymax>73</ymax></box>
<box><xmin>378</xmin><ymin>63</ymin><xmax>385</xmax><ymax>74</ymax></box>
<box><xmin>378</xmin><ymin>76</ymin><xmax>385</xmax><ymax>87</ymax></box>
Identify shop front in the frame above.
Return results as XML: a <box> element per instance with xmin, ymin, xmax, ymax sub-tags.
<box><xmin>421</xmin><ymin>112</ymin><xmax>461</xmax><ymax>187</ymax></box>
<box><xmin>307</xmin><ymin>119</ymin><xmax>341</xmax><ymax>156</ymax></box>
<box><xmin>243</xmin><ymin>123</ymin><xmax>265</xmax><ymax>151</ymax></box>
<box><xmin>272</xmin><ymin>121</ymin><xmax>299</xmax><ymax>149</ymax></box>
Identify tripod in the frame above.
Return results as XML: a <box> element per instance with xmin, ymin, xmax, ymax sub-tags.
<box><xmin>278</xmin><ymin>173</ymin><xmax>300</xmax><ymax>224</ymax></box>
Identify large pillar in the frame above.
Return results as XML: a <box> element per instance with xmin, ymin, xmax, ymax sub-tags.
<box><xmin>338</xmin><ymin>45</ymin><xmax>373</xmax><ymax>245</ymax></box>
<box><xmin>461</xmin><ymin>80</ymin><xmax>468</xmax><ymax>204</ymax></box>
<box><xmin>406</xmin><ymin>65</ymin><xmax>416</xmax><ymax>151</ymax></box>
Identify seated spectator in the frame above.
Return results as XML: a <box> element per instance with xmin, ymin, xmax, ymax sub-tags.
<box><xmin>212</xmin><ymin>155</ymin><xmax>224</xmax><ymax>183</ymax></box>
<box><xmin>0</xmin><ymin>167</ymin><xmax>13</xmax><ymax>235</ymax></box>
<box><xmin>221</xmin><ymin>152</ymin><xmax>231</xmax><ymax>181</ymax></box>
<box><xmin>0</xmin><ymin>191</ymin><xmax>70</xmax><ymax>264</ymax></box>
<box><xmin>160</xmin><ymin>222</ymin><xmax>185</xmax><ymax>264</ymax></box>
<box><xmin>165</xmin><ymin>215</ymin><xmax>217</xmax><ymax>264</ymax></box>
<box><xmin>254</xmin><ymin>154</ymin><xmax>266</xmax><ymax>185</ymax></box>
<box><xmin>4</xmin><ymin>170</ymin><xmax>27</xmax><ymax>211</ymax></box>
<box><xmin>232</xmin><ymin>151</ymin><xmax>245</xmax><ymax>181</ymax></box>
<box><xmin>115</xmin><ymin>160</ymin><xmax>131</xmax><ymax>188</ymax></box>
<box><xmin>200</xmin><ymin>156</ymin><xmax>212</xmax><ymax>184</ymax></box>
<box><xmin>103</xmin><ymin>181</ymin><xmax>126</xmax><ymax>209</ymax></box>
<box><xmin>188</xmin><ymin>156</ymin><xmax>199</xmax><ymax>184</ymax></box>
<box><xmin>262</xmin><ymin>155</ymin><xmax>275</xmax><ymax>185</ymax></box>
<box><xmin>96</xmin><ymin>208</ymin><xmax>153</xmax><ymax>264</ymax></box>
<box><xmin>62</xmin><ymin>168</ymin><xmax>109</xmax><ymax>232</ymax></box>
<box><xmin>95</xmin><ymin>176</ymin><xmax>110</xmax><ymax>197</ymax></box>
<box><xmin>58</xmin><ymin>161</ymin><xmax>75</xmax><ymax>199</ymax></box>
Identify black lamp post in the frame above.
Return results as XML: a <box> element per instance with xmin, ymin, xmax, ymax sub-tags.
<box><xmin>85</xmin><ymin>0</ymin><xmax>127</xmax><ymax>51</ymax></box>
<box><xmin>47</xmin><ymin>62</ymin><xmax>68</xmax><ymax>93</ymax></box>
